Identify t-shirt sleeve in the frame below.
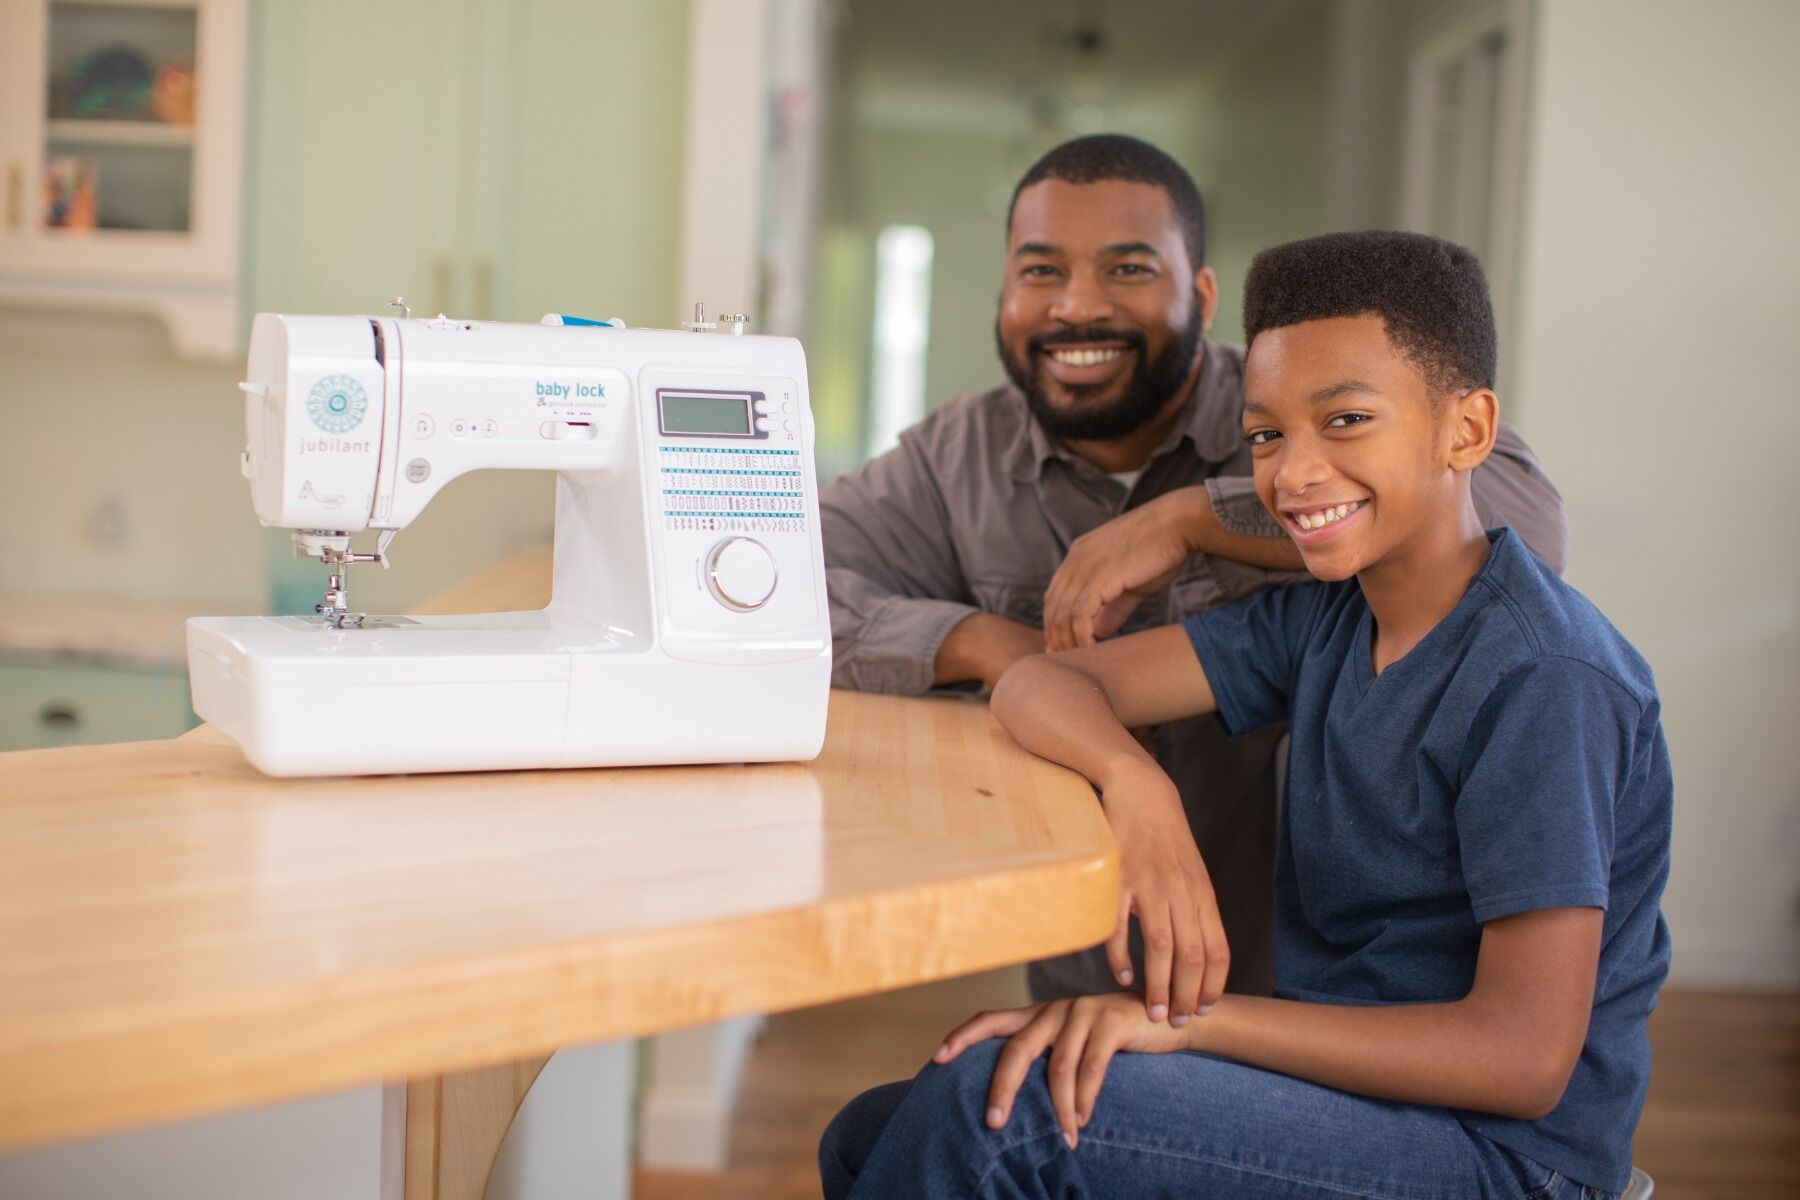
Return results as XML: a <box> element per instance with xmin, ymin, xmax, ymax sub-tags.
<box><xmin>1180</xmin><ymin>582</ymin><xmax>1325</xmax><ymax>736</ymax></box>
<box><xmin>1455</xmin><ymin>657</ymin><xmax>1638</xmax><ymax>923</ymax></box>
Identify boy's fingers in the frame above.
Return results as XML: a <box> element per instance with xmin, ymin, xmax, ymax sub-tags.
<box><xmin>938</xmin><ymin>1006</ymin><xmax>1039</xmax><ymax>1062</ymax></box>
<box><xmin>1074</xmin><ymin>1019</ymin><xmax>1125</xmax><ymax>1125</ymax></box>
<box><xmin>1167</xmin><ymin>898</ymin><xmax>1205</xmax><ymax>1022</ymax></box>
<box><xmin>986</xmin><ymin>1006</ymin><xmax>1064</xmax><ymax>1128</ymax></box>
<box><xmin>1197</xmin><ymin>896</ymin><xmax>1232</xmax><ymax>1008</ymax></box>
<box><xmin>1106</xmin><ymin>892</ymin><xmax>1134</xmax><ymax>987</ymax></box>
<box><xmin>1140</xmin><ymin>902</ymin><xmax>1174</xmax><ymax>1021</ymax></box>
<box><xmin>1046</xmin><ymin>1004</ymin><xmax>1099</xmax><ymax>1144</ymax></box>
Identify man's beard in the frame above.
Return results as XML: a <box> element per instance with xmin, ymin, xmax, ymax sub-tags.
<box><xmin>997</xmin><ymin>304</ymin><xmax>1204</xmax><ymax>442</ymax></box>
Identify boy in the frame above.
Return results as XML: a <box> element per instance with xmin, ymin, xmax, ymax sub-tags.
<box><xmin>819</xmin><ymin>231</ymin><xmax>1670</xmax><ymax>1198</ymax></box>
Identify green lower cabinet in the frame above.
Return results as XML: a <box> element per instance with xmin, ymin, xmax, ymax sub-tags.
<box><xmin>0</xmin><ymin>660</ymin><xmax>200</xmax><ymax>752</ymax></box>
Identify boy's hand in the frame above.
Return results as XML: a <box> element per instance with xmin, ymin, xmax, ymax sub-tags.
<box><xmin>935</xmin><ymin>993</ymin><xmax>1194</xmax><ymax>1149</ymax></box>
<box><xmin>1042</xmin><ymin>491</ymin><xmax>1199</xmax><ymax>651</ymax></box>
<box><xmin>1104</xmin><ymin>767</ymin><xmax>1231</xmax><ymax>1023</ymax></box>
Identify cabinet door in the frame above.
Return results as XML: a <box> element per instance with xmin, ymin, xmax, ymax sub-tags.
<box><xmin>461</xmin><ymin>0</ymin><xmax>687</xmax><ymax>328</ymax></box>
<box><xmin>246</xmin><ymin>0</ymin><xmax>466</xmax><ymax>316</ymax></box>
<box><xmin>0</xmin><ymin>0</ymin><xmax>245</xmax><ymax>285</ymax></box>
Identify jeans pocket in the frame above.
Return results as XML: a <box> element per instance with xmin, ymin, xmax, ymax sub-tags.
<box><xmin>1519</xmin><ymin>1168</ymin><xmax>1563</xmax><ymax>1200</ymax></box>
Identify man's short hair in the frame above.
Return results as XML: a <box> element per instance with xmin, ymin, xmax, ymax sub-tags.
<box><xmin>1009</xmin><ymin>134</ymin><xmax>1208</xmax><ymax>268</ymax></box>
<box><xmin>1243</xmin><ymin>231</ymin><xmax>1497</xmax><ymax>394</ymax></box>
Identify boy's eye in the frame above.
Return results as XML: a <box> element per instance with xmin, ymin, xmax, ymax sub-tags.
<box><xmin>1245</xmin><ymin>428</ymin><xmax>1281</xmax><ymax>446</ymax></box>
<box><xmin>1020</xmin><ymin>264</ymin><xmax>1060</xmax><ymax>279</ymax></box>
<box><xmin>1111</xmin><ymin>262</ymin><xmax>1152</xmax><ymax>277</ymax></box>
<box><xmin>1325</xmin><ymin>412</ymin><xmax>1372</xmax><ymax>430</ymax></box>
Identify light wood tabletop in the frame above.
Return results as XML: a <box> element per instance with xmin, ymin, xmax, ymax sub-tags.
<box><xmin>0</xmin><ymin>552</ymin><xmax>1118</xmax><ymax>1155</ymax></box>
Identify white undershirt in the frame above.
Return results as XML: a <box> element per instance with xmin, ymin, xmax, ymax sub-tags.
<box><xmin>1109</xmin><ymin>468</ymin><xmax>1145</xmax><ymax>493</ymax></box>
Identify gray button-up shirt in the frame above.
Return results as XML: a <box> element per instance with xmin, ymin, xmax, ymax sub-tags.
<box><xmin>819</xmin><ymin>339</ymin><xmax>1569</xmax><ymax>998</ymax></box>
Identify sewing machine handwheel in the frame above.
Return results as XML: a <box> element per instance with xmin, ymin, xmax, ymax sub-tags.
<box><xmin>705</xmin><ymin>537</ymin><xmax>778</xmax><ymax>612</ymax></box>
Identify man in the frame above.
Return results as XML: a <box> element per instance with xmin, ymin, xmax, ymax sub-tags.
<box><xmin>819</xmin><ymin>134</ymin><xmax>1566</xmax><ymax>1003</ymax></box>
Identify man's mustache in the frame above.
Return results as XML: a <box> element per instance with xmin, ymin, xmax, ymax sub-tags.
<box><xmin>1027</xmin><ymin>326</ymin><xmax>1147</xmax><ymax>354</ymax></box>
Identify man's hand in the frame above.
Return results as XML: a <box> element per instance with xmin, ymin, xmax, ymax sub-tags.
<box><xmin>1101</xmin><ymin>763</ymin><xmax>1230</xmax><ymax>1024</ymax></box>
<box><xmin>1043</xmin><ymin>490</ymin><xmax>1206</xmax><ymax>650</ymax></box>
<box><xmin>934</xmin><ymin>993</ymin><xmax>1194</xmax><ymax>1149</ymax></box>
<box><xmin>934</xmin><ymin>612</ymin><xmax>1045</xmax><ymax>690</ymax></box>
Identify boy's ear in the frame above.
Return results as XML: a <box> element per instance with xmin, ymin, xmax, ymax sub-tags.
<box><xmin>1446</xmin><ymin>387</ymin><xmax>1499</xmax><ymax>472</ymax></box>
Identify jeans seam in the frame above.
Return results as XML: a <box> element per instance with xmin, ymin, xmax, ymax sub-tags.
<box><xmin>1037</xmin><ymin>1127</ymin><xmax>1462</xmax><ymax>1200</ymax></box>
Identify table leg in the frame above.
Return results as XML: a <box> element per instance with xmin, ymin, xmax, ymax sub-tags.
<box><xmin>403</xmin><ymin>1055</ymin><xmax>550</xmax><ymax>1200</ymax></box>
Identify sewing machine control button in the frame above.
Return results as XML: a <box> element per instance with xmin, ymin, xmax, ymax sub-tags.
<box><xmin>412</xmin><ymin>415</ymin><xmax>434</xmax><ymax>439</ymax></box>
<box><xmin>452</xmin><ymin>419</ymin><xmax>469</xmax><ymax>436</ymax></box>
<box><xmin>780</xmin><ymin>399</ymin><xmax>794</xmax><ymax>414</ymax></box>
<box><xmin>754</xmin><ymin>417</ymin><xmax>774</xmax><ymax>432</ymax></box>
<box><xmin>753</xmin><ymin>398</ymin><xmax>773</xmax><ymax>414</ymax></box>
<box><xmin>782</xmin><ymin>419</ymin><xmax>795</xmax><ymax>433</ymax></box>
<box><xmin>706</xmin><ymin>536</ymin><xmax>777</xmax><ymax>611</ymax></box>
<box><xmin>481</xmin><ymin>418</ymin><xmax>499</xmax><ymax>437</ymax></box>
<box><xmin>540</xmin><ymin>421</ymin><xmax>563</xmax><ymax>440</ymax></box>
<box><xmin>405</xmin><ymin>458</ymin><xmax>431</xmax><ymax>483</ymax></box>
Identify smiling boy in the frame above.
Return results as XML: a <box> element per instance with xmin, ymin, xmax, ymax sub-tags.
<box><xmin>819</xmin><ymin>231</ymin><xmax>1672</xmax><ymax>1198</ymax></box>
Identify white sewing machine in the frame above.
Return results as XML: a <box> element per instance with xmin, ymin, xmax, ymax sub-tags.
<box><xmin>186</xmin><ymin>308</ymin><xmax>831</xmax><ymax>777</ymax></box>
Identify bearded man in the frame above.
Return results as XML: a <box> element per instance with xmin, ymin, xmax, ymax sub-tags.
<box><xmin>818</xmin><ymin>134</ymin><xmax>1567</xmax><ymax>1009</ymax></box>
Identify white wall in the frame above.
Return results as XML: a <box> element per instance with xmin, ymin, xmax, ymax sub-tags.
<box><xmin>1511</xmin><ymin>0</ymin><xmax>1800</xmax><ymax>988</ymax></box>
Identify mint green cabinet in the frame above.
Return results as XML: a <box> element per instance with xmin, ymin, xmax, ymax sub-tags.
<box><xmin>0</xmin><ymin>661</ymin><xmax>198</xmax><ymax>752</ymax></box>
<box><xmin>248</xmin><ymin>0</ymin><xmax>687</xmax><ymax>327</ymax></box>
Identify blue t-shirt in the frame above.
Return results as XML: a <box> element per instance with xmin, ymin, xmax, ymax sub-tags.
<box><xmin>1182</xmin><ymin>528</ymin><xmax>1671</xmax><ymax>1192</ymax></box>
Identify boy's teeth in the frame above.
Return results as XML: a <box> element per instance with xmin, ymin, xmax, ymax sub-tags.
<box><xmin>1051</xmin><ymin>347</ymin><xmax>1124</xmax><ymax>367</ymax></box>
<box><xmin>1297</xmin><ymin>502</ymin><xmax>1358</xmax><ymax>531</ymax></box>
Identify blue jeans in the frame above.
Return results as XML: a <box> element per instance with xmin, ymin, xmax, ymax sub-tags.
<box><xmin>819</xmin><ymin>1041</ymin><xmax>1618</xmax><ymax>1199</ymax></box>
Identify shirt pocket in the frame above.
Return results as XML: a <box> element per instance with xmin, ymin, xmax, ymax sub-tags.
<box><xmin>1170</xmin><ymin>556</ymin><xmax>1311</xmax><ymax>618</ymax></box>
<box><xmin>969</xmin><ymin>576</ymin><xmax>1050</xmax><ymax>627</ymax></box>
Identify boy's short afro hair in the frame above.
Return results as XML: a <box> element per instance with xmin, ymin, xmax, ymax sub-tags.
<box><xmin>1243</xmin><ymin>230</ymin><xmax>1497</xmax><ymax>394</ymax></box>
<box><xmin>1010</xmin><ymin>134</ymin><xmax>1208</xmax><ymax>268</ymax></box>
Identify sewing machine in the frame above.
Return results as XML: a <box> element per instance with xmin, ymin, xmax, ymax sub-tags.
<box><xmin>186</xmin><ymin>308</ymin><xmax>831</xmax><ymax>777</ymax></box>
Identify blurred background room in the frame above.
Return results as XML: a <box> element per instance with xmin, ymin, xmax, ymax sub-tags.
<box><xmin>0</xmin><ymin>0</ymin><xmax>1795</xmax><ymax>1196</ymax></box>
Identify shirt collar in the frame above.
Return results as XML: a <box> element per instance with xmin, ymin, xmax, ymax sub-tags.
<box><xmin>1005</xmin><ymin>338</ymin><xmax>1246</xmax><ymax>483</ymax></box>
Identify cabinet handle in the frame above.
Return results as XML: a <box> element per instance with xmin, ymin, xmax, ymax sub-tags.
<box><xmin>474</xmin><ymin>258</ymin><xmax>494</xmax><ymax>320</ymax></box>
<box><xmin>6</xmin><ymin>163</ymin><xmax>20</xmax><ymax>231</ymax></box>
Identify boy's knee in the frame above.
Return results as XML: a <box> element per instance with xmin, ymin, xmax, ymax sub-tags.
<box><xmin>819</xmin><ymin>1079</ymin><xmax>913</xmax><ymax>1199</ymax></box>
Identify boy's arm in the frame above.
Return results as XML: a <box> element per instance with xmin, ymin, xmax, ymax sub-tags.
<box><xmin>992</xmin><ymin>627</ymin><xmax>1223</xmax><ymax>1022</ymax></box>
<box><xmin>1184</xmin><ymin>905</ymin><xmax>1603</xmax><ymax>1119</ymax></box>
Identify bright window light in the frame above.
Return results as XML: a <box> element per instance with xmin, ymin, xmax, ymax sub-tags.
<box><xmin>866</xmin><ymin>224</ymin><xmax>934</xmax><ymax>458</ymax></box>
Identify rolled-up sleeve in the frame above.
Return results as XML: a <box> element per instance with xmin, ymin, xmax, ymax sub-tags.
<box><xmin>1474</xmin><ymin>425</ymin><xmax>1569</xmax><ymax>574</ymax></box>
<box><xmin>819</xmin><ymin>424</ymin><xmax>978</xmax><ymax>694</ymax></box>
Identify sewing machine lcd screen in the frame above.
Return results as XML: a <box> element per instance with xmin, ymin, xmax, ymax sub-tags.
<box><xmin>658</xmin><ymin>389</ymin><xmax>759</xmax><ymax>438</ymax></box>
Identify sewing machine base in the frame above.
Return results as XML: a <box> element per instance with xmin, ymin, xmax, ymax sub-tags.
<box><xmin>187</xmin><ymin>613</ymin><xmax>829</xmax><ymax>777</ymax></box>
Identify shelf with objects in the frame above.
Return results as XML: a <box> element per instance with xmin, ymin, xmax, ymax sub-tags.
<box><xmin>0</xmin><ymin>0</ymin><xmax>247</xmax><ymax>358</ymax></box>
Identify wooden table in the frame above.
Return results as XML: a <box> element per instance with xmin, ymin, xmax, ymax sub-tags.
<box><xmin>0</xmin><ymin>552</ymin><xmax>1118</xmax><ymax>1192</ymax></box>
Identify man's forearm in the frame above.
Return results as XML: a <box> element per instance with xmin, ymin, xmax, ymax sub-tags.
<box><xmin>1184</xmin><ymin>993</ymin><xmax>1569</xmax><ymax>1120</ymax></box>
<box><xmin>933</xmin><ymin>612</ymin><xmax>1044</xmax><ymax>689</ymax></box>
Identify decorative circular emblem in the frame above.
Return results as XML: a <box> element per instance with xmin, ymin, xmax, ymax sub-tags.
<box><xmin>306</xmin><ymin>375</ymin><xmax>369</xmax><ymax>433</ymax></box>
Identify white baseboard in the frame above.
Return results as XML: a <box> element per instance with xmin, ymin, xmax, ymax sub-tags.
<box><xmin>636</xmin><ymin>1016</ymin><xmax>766</xmax><ymax>1171</ymax></box>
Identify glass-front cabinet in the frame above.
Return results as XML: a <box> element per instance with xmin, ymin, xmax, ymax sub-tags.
<box><xmin>0</xmin><ymin>0</ymin><xmax>247</xmax><ymax>357</ymax></box>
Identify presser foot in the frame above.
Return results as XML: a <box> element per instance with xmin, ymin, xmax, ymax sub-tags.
<box><xmin>296</xmin><ymin>530</ymin><xmax>388</xmax><ymax>630</ymax></box>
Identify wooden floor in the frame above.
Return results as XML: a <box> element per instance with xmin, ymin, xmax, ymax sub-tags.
<box><xmin>637</xmin><ymin>973</ymin><xmax>1800</xmax><ymax>1200</ymax></box>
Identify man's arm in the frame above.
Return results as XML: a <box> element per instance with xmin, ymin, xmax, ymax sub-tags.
<box><xmin>1043</xmin><ymin>422</ymin><xmax>1568</xmax><ymax>648</ymax></box>
<box><xmin>821</xmin><ymin>428</ymin><xmax>1042</xmax><ymax>693</ymax></box>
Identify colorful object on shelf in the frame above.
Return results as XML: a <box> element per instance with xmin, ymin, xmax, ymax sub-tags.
<box><xmin>152</xmin><ymin>60</ymin><xmax>197</xmax><ymax>125</ymax></box>
<box><xmin>58</xmin><ymin>46</ymin><xmax>154</xmax><ymax>119</ymax></box>
<box><xmin>44</xmin><ymin>157</ymin><xmax>97</xmax><ymax>231</ymax></box>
